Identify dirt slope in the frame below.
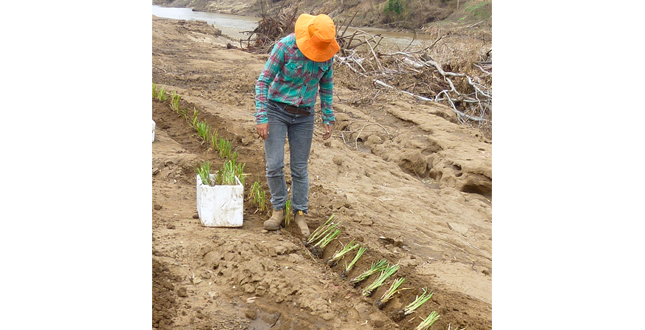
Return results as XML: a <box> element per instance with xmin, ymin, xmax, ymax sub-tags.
<box><xmin>152</xmin><ymin>16</ymin><xmax>492</xmax><ymax>330</ymax></box>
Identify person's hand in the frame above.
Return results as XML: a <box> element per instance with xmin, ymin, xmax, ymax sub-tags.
<box><xmin>323</xmin><ymin>123</ymin><xmax>333</xmax><ymax>140</ymax></box>
<box><xmin>256</xmin><ymin>123</ymin><xmax>269</xmax><ymax>140</ymax></box>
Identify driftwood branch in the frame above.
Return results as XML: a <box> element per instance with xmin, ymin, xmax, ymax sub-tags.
<box><xmin>335</xmin><ymin>27</ymin><xmax>491</xmax><ymax>126</ymax></box>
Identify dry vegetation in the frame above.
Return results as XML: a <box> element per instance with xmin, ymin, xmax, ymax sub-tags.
<box><xmin>164</xmin><ymin>0</ymin><xmax>493</xmax><ymax>136</ymax></box>
<box><xmin>237</xmin><ymin>6</ymin><xmax>493</xmax><ymax>138</ymax></box>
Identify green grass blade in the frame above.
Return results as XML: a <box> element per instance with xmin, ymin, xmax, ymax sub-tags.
<box><xmin>380</xmin><ymin>277</ymin><xmax>405</xmax><ymax>303</ymax></box>
<box><xmin>331</xmin><ymin>240</ymin><xmax>360</xmax><ymax>262</ymax></box>
<box><xmin>414</xmin><ymin>311</ymin><xmax>440</xmax><ymax>330</ymax></box>
<box><xmin>404</xmin><ymin>288</ymin><xmax>433</xmax><ymax>315</ymax></box>
<box><xmin>345</xmin><ymin>246</ymin><xmax>367</xmax><ymax>272</ymax></box>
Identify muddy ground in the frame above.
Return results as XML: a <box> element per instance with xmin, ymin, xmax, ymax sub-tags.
<box><xmin>152</xmin><ymin>16</ymin><xmax>492</xmax><ymax>330</ymax></box>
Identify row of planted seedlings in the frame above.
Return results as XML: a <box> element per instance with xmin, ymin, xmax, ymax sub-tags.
<box><xmin>305</xmin><ymin>214</ymin><xmax>443</xmax><ymax>330</ymax></box>
<box><xmin>155</xmin><ymin>84</ymin><xmax>445</xmax><ymax>329</ymax></box>
<box><xmin>153</xmin><ymin>83</ymin><xmax>270</xmax><ymax>214</ymax></box>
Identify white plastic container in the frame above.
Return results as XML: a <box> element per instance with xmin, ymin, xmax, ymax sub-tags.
<box><xmin>196</xmin><ymin>174</ymin><xmax>244</xmax><ymax>227</ymax></box>
<box><xmin>152</xmin><ymin>120</ymin><xmax>156</xmax><ymax>142</ymax></box>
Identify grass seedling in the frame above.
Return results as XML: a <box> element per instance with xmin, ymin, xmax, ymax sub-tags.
<box><xmin>210</xmin><ymin>130</ymin><xmax>219</xmax><ymax>151</ymax></box>
<box><xmin>250</xmin><ymin>181</ymin><xmax>260</xmax><ymax>202</ymax></box>
<box><xmin>375</xmin><ymin>277</ymin><xmax>405</xmax><ymax>309</ymax></box>
<box><xmin>414</xmin><ymin>311</ymin><xmax>440</xmax><ymax>330</ymax></box>
<box><xmin>196</xmin><ymin>161</ymin><xmax>214</xmax><ymax>186</ymax></box>
<box><xmin>156</xmin><ymin>85</ymin><xmax>168</xmax><ymax>101</ymax></box>
<box><xmin>152</xmin><ymin>83</ymin><xmax>157</xmax><ymax>99</ymax></box>
<box><xmin>191</xmin><ymin>108</ymin><xmax>199</xmax><ymax>127</ymax></box>
<box><xmin>362</xmin><ymin>263</ymin><xmax>399</xmax><ymax>297</ymax></box>
<box><xmin>218</xmin><ymin>138</ymin><xmax>231</xmax><ymax>159</ymax></box>
<box><xmin>284</xmin><ymin>200</ymin><xmax>292</xmax><ymax>226</ymax></box>
<box><xmin>327</xmin><ymin>240</ymin><xmax>359</xmax><ymax>268</ymax></box>
<box><xmin>216</xmin><ymin>160</ymin><xmax>239</xmax><ymax>186</ymax></box>
<box><xmin>307</xmin><ymin>219</ymin><xmax>341</xmax><ymax>248</ymax></box>
<box><xmin>195</xmin><ymin>121</ymin><xmax>211</xmax><ymax>141</ymax></box>
<box><xmin>310</xmin><ymin>228</ymin><xmax>340</xmax><ymax>259</ymax></box>
<box><xmin>391</xmin><ymin>288</ymin><xmax>434</xmax><ymax>322</ymax></box>
<box><xmin>235</xmin><ymin>162</ymin><xmax>246</xmax><ymax>186</ymax></box>
<box><xmin>170</xmin><ymin>91</ymin><xmax>180</xmax><ymax>112</ymax></box>
<box><xmin>306</xmin><ymin>214</ymin><xmax>336</xmax><ymax>247</ymax></box>
<box><xmin>249</xmin><ymin>181</ymin><xmax>267</xmax><ymax>212</ymax></box>
<box><xmin>350</xmin><ymin>259</ymin><xmax>388</xmax><ymax>287</ymax></box>
<box><xmin>340</xmin><ymin>246</ymin><xmax>367</xmax><ymax>279</ymax></box>
<box><xmin>257</xmin><ymin>189</ymin><xmax>266</xmax><ymax>211</ymax></box>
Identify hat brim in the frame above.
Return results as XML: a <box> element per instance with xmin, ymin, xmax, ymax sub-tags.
<box><xmin>295</xmin><ymin>14</ymin><xmax>340</xmax><ymax>62</ymax></box>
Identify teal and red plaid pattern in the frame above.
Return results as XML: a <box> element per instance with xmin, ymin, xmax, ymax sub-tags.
<box><xmin>254</xmin><ymin>33</ymin><xmax>335</xmax><ymax>125</ymax></box>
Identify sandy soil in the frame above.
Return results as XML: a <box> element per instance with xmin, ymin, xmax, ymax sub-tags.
<box><xmin>152</xmin><ymin>16</ymin><xmax>492</xmax><ymax>330</ymax></box>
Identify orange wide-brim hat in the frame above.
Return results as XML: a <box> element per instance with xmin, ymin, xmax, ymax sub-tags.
<box><xmin>295</xmin><ymin>14</ymin><xmax>340</xmax><ymax>62</ymax></box>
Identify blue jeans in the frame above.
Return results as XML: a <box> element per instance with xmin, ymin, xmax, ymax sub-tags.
<box><xmin>264</xmin><ymin>100</ymin><xmax>315</xmax><ymax>214</ymax></box>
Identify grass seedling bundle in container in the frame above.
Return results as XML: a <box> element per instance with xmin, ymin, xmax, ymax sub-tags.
<box><xmin>195</xmin><ymin>160</ymin><xmax>244</xmax><ymax>227</ymax></box>
<box><xmin>305</xmin><ymin>214</ymin><xmax>337</xmax><ymax>247</ymax></box>
<box><xmin>362</xmin><ymin>264</ymin><xmax>399</xmax><ymax>297</ymax></box>
<box><xmin>340</xmin><ymin>246</ymin><xmax>367</xmax><ymax>280</ymax></box>
<box><xmin>309</xmin><ymin>228</ymin><xmax>340</xmax><ymax>259</ymax></box>
<box><xmin>197</xmin><ymin>161</ymin><xmax>214</xmax><ymax>186</ymax></box>
<box><xmin>234</xmin><ymin>162</ymin><xmax>246</xmax><ymax>186</ymax></box>
<box><xmin>414</xmin><ymin>311</ymin><xmax>440</xmax><ymax>330</ymax></box>
<box><xmin>350</xmin><ymin>259</ymin><xmax>388</xmax><ymax>287</ymax></box>
<box><xmin>327</xmin><ymin>240</ymin><xmax>359</xmax><ymax>268</ymax></box>
<box><xmin>375</xmin><ymin>277</ymin><xmax>405</xmax><ymax>309</ymax></box>
<box><xmin>216</xmin><ymin>160</ymin><xmax>245</xmax><ymax>186</ymax></box>
<box><xmin>391</xmin><ymin>288</ymin><xmax>433</xmax><ymax>322</ymax></box>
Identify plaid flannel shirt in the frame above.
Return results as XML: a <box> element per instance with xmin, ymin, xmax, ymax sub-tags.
<box><xmin>254</xmin><ymin>33</ymin><xmax>335</xmax><ymax>125</ymax></box>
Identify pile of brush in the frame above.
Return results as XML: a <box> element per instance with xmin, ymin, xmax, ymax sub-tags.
<box><xmin>241</xmin><ymin>7</ymin><xmax>298</xmax><ymax>53</ymax></box>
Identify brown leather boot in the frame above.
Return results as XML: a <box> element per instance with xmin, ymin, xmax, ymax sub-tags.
<box><xmin>294</xmin><ymin>210</ymin><xmax>310</xmax><ymax>238</ymax></box>
<box><xmin>263</xmin><ymin>209</ymin><xmax>284</xmax><ymax>231</ymax></box>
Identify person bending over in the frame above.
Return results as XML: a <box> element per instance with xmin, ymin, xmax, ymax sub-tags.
<box><xmin>254</xmin><ymin>13</ymin><xmax>340</xmax><ymax>238</ymax></box>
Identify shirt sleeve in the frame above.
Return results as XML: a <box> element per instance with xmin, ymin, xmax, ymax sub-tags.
<box><xmin>319</xmin><ymin>58</ymin><xmax>335</xmax><ymax>125</ymax></box>
<box><xmin>254</xmin><ymin>42</ymin><xmax>285</xmax><ymax>125</ymax></box>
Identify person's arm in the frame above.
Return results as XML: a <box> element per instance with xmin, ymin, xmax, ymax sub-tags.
<box><xmin>319</xmin><ymin>58</ymin><xmax>335</xmax><ymax>125</ymax></box>
<box><xmin>254</xmin><ymin>42</ymin><xmax>285</xmax><ymax>125</ymax></box>
<box><xmin>319</xmin><ymin>59</ymin><xmax>335</xmax><ymax>140</ymax></box>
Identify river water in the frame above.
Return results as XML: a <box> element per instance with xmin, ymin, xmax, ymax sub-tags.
<box><xmin>152</xmin><ymin>5</ymin><xmax>432</xmax><ymax>50</ymax></box>
<box><xmin>152</xmin><ymin>5</ymin><xmax>260</xmax><ymax>40</ymax></box>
